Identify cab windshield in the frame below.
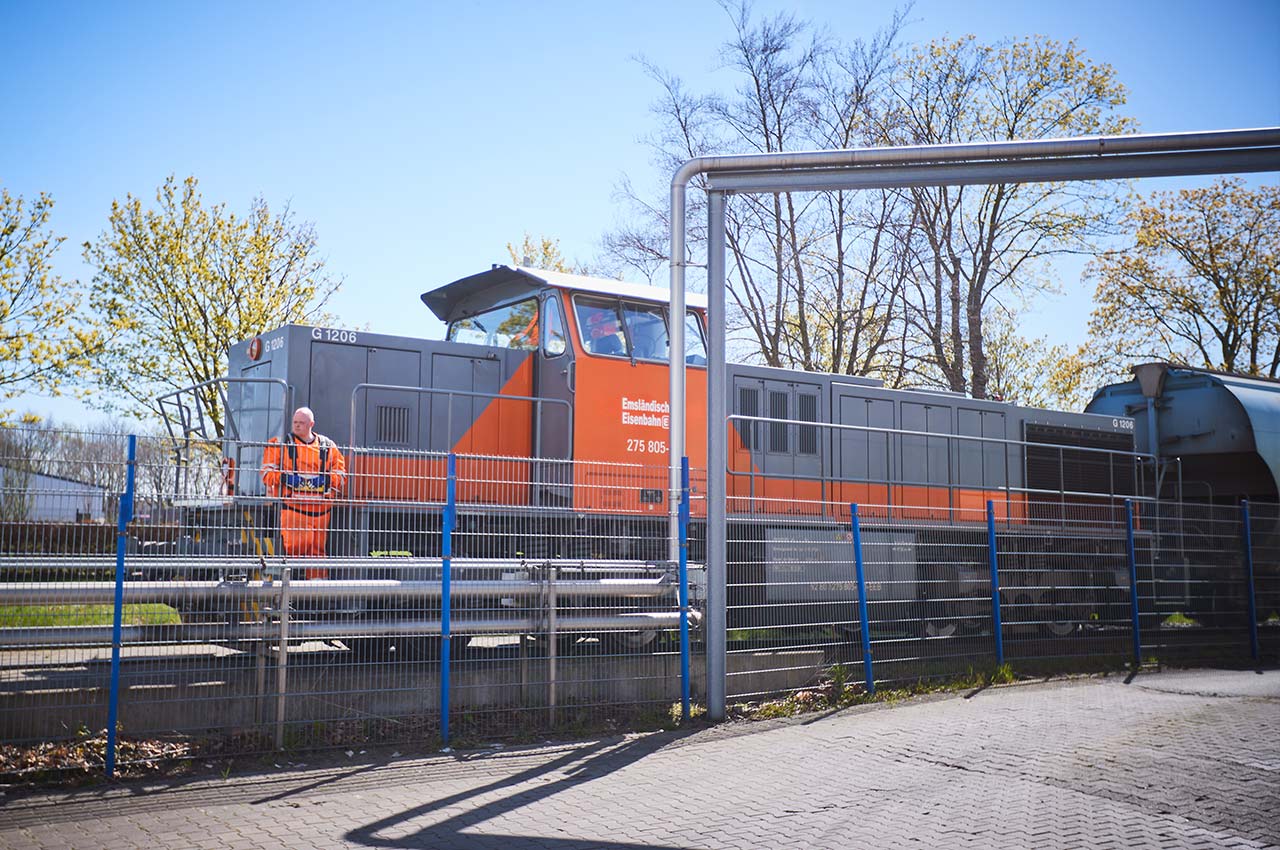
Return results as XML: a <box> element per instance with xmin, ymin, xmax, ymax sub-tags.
<box><xmin>447</xmin><ymin>298</ymin><xmax>539</xmax><ymax>350</ymax></box>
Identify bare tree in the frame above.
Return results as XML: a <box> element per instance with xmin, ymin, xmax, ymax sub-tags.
<box><xmin>878</xmin><ymin>35</ymin><xmax>1132</xmax><ymax>397</ymax></box>
<box><xmin>605</xmin><ymin>2</ymin><xmax>913</xmax><ymax>378</ymax></box>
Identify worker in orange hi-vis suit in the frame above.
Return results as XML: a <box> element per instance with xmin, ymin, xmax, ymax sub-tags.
<box><xmin>261</xmin><ymin>407</ymin><xmax>347</xmax><ymax>578</ymax></box>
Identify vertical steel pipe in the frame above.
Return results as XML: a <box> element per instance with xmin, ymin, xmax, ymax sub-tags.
<box><xmin>705</xmin><ymin>189</ymin><xmax>727</xmax><ymax>720</ymax></box>
<box><xmin>986</xmin><ymin>500</ymin><xmax>1005</xmax><ymax>666</ymax></box>
<box><xmin>105</xmin><ymin>434</ymin><xmax>137</xmax><ymax>779</ymax></box>
<box><xmin>851</xmin><ymin>504</ymin><xmax>874</xmax><ymax>696</ymax></box>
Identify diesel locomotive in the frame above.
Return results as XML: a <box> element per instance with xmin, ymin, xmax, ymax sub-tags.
<box><xmin>154</xmin><ymin>265</ymin><xmax>1166</xmax><ymax>640</ymax></box>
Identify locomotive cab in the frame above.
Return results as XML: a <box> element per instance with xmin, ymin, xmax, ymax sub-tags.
<box><xmin>425</xmin><ymin>265</ymin><xmax>710</xmax><ymax>519</ymax></box>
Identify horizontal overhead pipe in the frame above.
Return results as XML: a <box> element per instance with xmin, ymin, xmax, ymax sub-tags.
<box><xmin>0</xmin><ymin>577</ymin><xmax>677</xmax><ymax>605</ymax></box>
<box><xmin>0</xmin><ymin>611</ymin><xmax>699</xmax><ymax>648</ymax></box>
<box><xmin>706</xmin><ymin>148</ymin><xmax>1280</xmax><ymax>194</ymax></box>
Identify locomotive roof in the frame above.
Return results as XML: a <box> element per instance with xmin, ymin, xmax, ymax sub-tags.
<box><xmin>422</xmin><ymin>265</ymin><xmax>708</xmax><ymax>323</ymax></box>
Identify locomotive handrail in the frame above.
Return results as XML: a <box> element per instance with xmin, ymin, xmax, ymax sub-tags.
<box><xmin>348</xmin><ymin>383</ymin><xmax>574</xmax><ymax>460</ymax></box>
<box><xmin>157</xmin><ymin>377</ymin><xmax>292</xmax><ymax>445</ymax></box>
<box><xmin>156</xmin><ymin>376</ymin><xmax>293</xmax><ymax>499</ymax></box>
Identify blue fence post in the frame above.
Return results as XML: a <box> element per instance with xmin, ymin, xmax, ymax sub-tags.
<box><xmin>105</xmin><ymin>435</ymin><xmax>137</xmax><ymax>779</ymax></box>
<box><xmin>850</xmin><ymin>504</ymin><xmax>874</xmax><ymax>696</ymax></box>
<box><xmin>1241</xmin><ymin>500</ymin><xmax>1260</xmax><ymax>663</ymax></box>
<box><xmin>678</xmin><ymin>457</ymin><xmax>691</xmax><ymax>721</ymax></box>
<box><xmin>440</xmin><ymin>453</ymin><xmax>456</xmax><ymax>747</ymax></box>
<box><xmin>1124</xmin><ymin>500</ymin><xmax>1142</xmax><ymax>669</ymax></box>
<box><xmin>986</xmin><ymin>500</ymin><xmax>1005</xmax><ymax>667</ymax></box>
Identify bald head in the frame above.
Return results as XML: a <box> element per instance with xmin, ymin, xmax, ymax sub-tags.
<box><xmin>291</xmin><ymin>407</ymin><xmax>316</xmax><ymax>442</ymax></box>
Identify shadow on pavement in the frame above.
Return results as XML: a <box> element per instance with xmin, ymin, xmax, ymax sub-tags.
<box><xmin>345</xmin><ymin>732</ymin><xmax>696</xmax><ymax>849</ymax></box>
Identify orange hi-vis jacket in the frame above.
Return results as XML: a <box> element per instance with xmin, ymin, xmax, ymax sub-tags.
<box><xmin>261</xmin><ymin>433</ymin><xmax>347</xmax><ymax>569</ymax></box>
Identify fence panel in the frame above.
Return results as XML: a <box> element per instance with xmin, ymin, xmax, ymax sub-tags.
<box><xmin>995</xmin><ymin>498</ymin><xmax>1134</xmax><ymax>668</ymax></box>
<box><xmin>723</xmin><ymin>495</ymin><xmax>1140</xmax><ymax>703</ymax></box>
<box><xmin>0</xmin><ymin>429</ymin><xmax>134</xmax><ymax>754</ymax></box>
<box><xmin>1136</xmin><ymin>500</ymin><xmax>1254</xmax><ymax>664</ymax></box>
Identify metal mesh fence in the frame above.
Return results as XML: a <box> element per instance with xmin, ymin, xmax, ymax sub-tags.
<box><xmin>1</xmin><ymin>421</ymin><xmax>1272</xmax><ymax>777</ymax></box>
<box><xmin>1</xmin><ymin>429</ymin><xmax>695</xmax><ymax>773</ymax></box>
<box><xmin>723</xmin><ymin>497</ymin><xmax>1138</xmax><ymax>702</ymax></box>
<box><xmin>1135</xmin><ymin>500</ymin><xmax>1257</xmax><ymax>664</ymax></box>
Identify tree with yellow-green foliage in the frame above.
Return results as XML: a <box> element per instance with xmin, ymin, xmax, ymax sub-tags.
<box><xmin>84</xmin><ymin>176</ymin><xmax>340</xmax><ymax>437</ymax></box>
<box><xmin>0</xmin><ymin>187</ymin><xmax>102</xmax><ymax>417</ymax></box>
<box><xmin>1088</xmin><ymin>179</ymin><xmax>1279</xmax><ymax>379</ymax></box>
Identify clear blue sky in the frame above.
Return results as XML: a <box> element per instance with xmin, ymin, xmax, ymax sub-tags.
<box><xmin>3</xmin><ymin>0</ymin><xmax>1278</xmax><ymax>422</ymax></box>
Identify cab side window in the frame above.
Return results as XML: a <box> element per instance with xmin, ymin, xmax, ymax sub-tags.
<box><xmin>683</xmin><ymin>311</ymin><xmax>707</xmax><ymax>366</ymax></box>
<box><xmin>622</xmin><ymin>302</ymin><xmax>669</xmax><ymax>361</ymax></box>
<box><xmin>447</xmin><ymin>298</ymin><xmax>539</xmax><ymax>350</ymax></box>
<box><xmin>575</xmin><ymin>298</ymin><xmax>627</xmax><ymax>357</ymax></box>
<box><xmin>543</xmin><ymin>294</ymin><xmax>567</xmax><ymax>357</ymax></box>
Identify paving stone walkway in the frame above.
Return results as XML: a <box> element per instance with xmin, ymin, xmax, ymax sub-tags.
<box><xmin>1</xmin><ymin>669</ymin><xmax>1276</xmax><ymax>849</ymax></box>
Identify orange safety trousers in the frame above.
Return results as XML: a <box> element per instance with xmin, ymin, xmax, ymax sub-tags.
<box><xmin>280</xmin><ymin>500</ymin><xmax>332</xmax><ymax>578</ymax></box>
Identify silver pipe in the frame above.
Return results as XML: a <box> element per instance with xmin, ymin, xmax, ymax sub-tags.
<box><xmin>0</xmin><ymin>578</ymin><xmax>677</xmax><ymax>605</ymax></box>
<box><xmin>705</xmin><ymin>148</ymin><xmax>1280</xmax><ymax>194</ymax></box>
<box><xmin>0</xmin><ymin>612</ymin><xmax>697</xmax><ymax>648</ymax></box>
<box><xmin>705</xmin><ymin>189</ymin><xmax>727</xmax><ymax>720</ymax></box>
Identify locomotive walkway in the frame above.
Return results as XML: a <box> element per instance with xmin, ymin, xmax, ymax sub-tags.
<box><xmin>0</xmin><ymin>669</ymin><xmax>1276</xmax><ymax>850</ymax></box>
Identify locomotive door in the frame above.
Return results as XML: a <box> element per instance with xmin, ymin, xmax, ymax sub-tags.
<box><xmin>533</xmin><ymin>291</ymin><xmax>574</xmax><ymax>506</ymax></box>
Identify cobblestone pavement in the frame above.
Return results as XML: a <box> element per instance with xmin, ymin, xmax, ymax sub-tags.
<box><xmin>1</xmin><ymin>669</ymin><xmax>1276</xmax><ymax>850</ymax></box>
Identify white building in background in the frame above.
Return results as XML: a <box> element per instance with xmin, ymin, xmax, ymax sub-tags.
<box><xmin>0</xmin><ymin>466</ymin><xmax>110</xmax><ymax>522</ymax></box>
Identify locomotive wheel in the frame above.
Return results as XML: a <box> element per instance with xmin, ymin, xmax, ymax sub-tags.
<box><xmin>1041</xmin><ymin>590</ymin><xmax>1080</xmax><ymax>637</ymax></box>
<box><xmin>923</xmin><ymin>619</ymin><xmax>960</xmax><ymax>639</ymax></box>
<box><xmin>531</xmin><ymin>633</ymin><xmax>585</xmax><ymax>656</ymax></box>
<box><xmin>920</xmin><ymin>598</ymin><xmax>962</xmax><ymax>639</ymax></box>
<box><xmin>1042</xmin><ymin>619</ymin><xmax>1079</xmax><ymax>637</ymax></box>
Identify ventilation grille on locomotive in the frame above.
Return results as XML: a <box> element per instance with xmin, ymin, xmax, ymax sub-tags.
<box><xmin>377</xmin><ymin>405</ymin><xmax>411</xmax><ymax>446</ymax></box>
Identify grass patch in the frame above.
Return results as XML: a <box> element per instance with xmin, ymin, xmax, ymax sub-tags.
<box><xmin>0</xmin><ymin>604</ymin><xmax>181</xmax><ymax>628</ymax></box>
<box><xmin>1161</xmin><ymin>612</ymin><xmax>1201</xmax><ymax>629</ymax></box>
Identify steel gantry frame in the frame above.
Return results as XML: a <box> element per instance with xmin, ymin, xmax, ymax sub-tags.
<box><xmin>663</xmin><ymin>127</ymin><xmax>1280</xmax><ymax>720</ymax></box>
